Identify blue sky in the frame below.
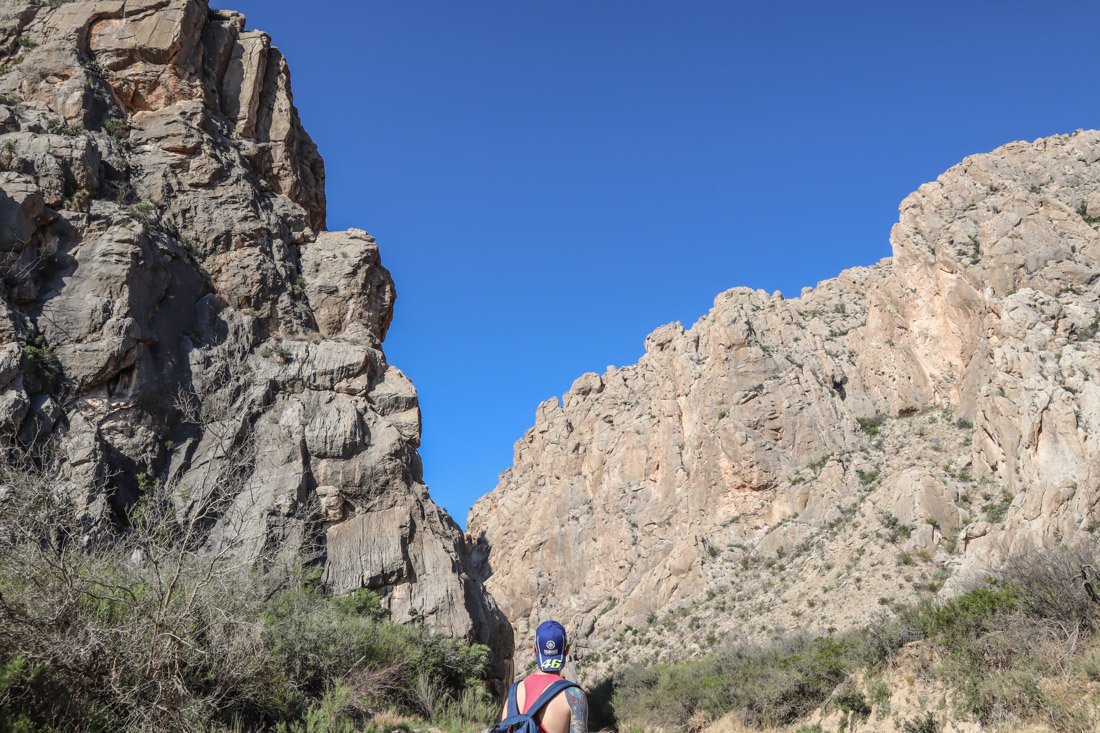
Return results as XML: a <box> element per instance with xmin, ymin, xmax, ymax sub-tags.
<box><xmin>212</xmin><ymin>1</ymin><xmax>1100</xmax><ymax>525</ymax></box>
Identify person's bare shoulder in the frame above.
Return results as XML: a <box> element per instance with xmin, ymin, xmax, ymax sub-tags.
<box><xmin>564</xmin><ymin>686</ymin><xmax>588</xmax><ymax>733</ymax></box>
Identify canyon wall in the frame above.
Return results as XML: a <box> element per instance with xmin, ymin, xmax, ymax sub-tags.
<box><xmin>0</xmin><ymin>0</ymin><xmax>510</xmax><ymax>671</ymax></box>
<box><xmin>470</xmin><ymin>130</ymin><xmax>1100</xmax><ymax>679</ymax></box>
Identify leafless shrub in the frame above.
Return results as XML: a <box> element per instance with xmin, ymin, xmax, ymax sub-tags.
<box><xmin>344</xmin><ymin>664</ymin><xmax>405</xmax><ymax>714</ymax></box>
<box><xmin>0</xmin><ymin>449</ymin><xmax>279</xmax><ymax>730</ymax></box>
<box><xmin>998</xmin><ymin>542</ymin><xmax>1100</xmax><ymax>637</ymax></box>
<box><xmin>0</xmin><ymin>363</ymin><xmax>279</xmax><ymax>729</ymax></box>
<box><xmin>413</xmin><ymin>669</ymin><xmax>446</xmax><ymax>719</ymax></box>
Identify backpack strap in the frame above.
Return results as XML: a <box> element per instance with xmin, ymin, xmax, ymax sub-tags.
<box><xmin>524</xmin><ymin>678</ymin><xmax>579</xmax><ymax>717</ymax></box>
<box><xmin>505</xmin><ymin>680</ymin><xmax>522</xmax><ymax>719</ymax></box>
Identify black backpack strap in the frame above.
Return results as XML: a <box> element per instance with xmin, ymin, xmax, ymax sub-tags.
<box><xmin>505</xmin><ymin>680</ymin><xmax>522</xmax><ymax>719</ymax></box>
<box><xmin>525</xmin><ymin>678</ymin><xmax>579</xmax><ymax>717</ymax></box>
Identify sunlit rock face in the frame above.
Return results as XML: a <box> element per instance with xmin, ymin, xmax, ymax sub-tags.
<box><xmin>470</xmin><ymin>131</ymin><xmax>1100</xmax><ymax>681</ymax></box>
<box><xmin>0</xmin><ymin>0</ymin><xmax>511</xmax><ymax>675</ymax></box>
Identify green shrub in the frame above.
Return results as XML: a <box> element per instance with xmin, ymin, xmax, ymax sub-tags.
<box><xmin>103</xmin><ymin>117</ymin><xmax>129</xmax><ymax>139</ymax></box>
<box><xmin>131</xmin><ymin>201</ymin><xmax>156</xmax><ymax>221</ymax></box>
<box><xmin>612</xmin><ymin>635</ymin><xmax>860</xmax><ymax>729</ymax></box>
<box><xmin>0</xmin><ymin>461</ymin><xmax>495</xmax><ymax>732</ymax></box>
<box><xmin>609</xmin><ymin>552</ymin><xmax>1100</xmax><ymax>731</ymax></box>
<box><xmin>857</xmin><ymin>415</ymin><xmax>885</xmax><ymax>435</ymax></box>
<box><xmin>915</xmin><ymin>586</ymin><xmax>1019</xmax><ymax>640</ymax></box>
<box><xmin>857</xmin><ymin>468</ymin><xmax>880</xmax><ymax>486</ymax></box>
<box><xmin>21</xmin><ymin>334</ymin><xmax>61</xmax><ymax>390</ymax></box>
<box><xmin>981</xmin><ymin>490</ymin><xmax>1013</xmax><ymax>523</ymax></box>
<box><xmin>902</xmin><ymin>712</ymin><xmax>941</xmax><ymax>733</ymax></box>
<box><xmin>273</xmin><ymin>685</ymin><xmax>359</xmax><ymax>733</ymax></box>
<box><xmin>831</xmin><ymin>683</ymin><xmax>870</xmax><ymax>720</ymax></box>
<box><xmin>867</xmin><ymin>679</ymin><xmax>890</xmax><ymax>713</ymax></box>
<box><xmin>262</xmin><ymin>577</ymin><xmax>489</xmax><ymax>719</ymax></box>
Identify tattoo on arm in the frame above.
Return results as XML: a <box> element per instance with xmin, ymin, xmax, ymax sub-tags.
<box><xmin>565</xmin><ymin>687</ymin><xmax>588</xmax><ymax>733</ymax></box>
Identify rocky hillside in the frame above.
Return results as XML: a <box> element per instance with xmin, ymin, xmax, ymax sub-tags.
<box><xmin>0</xmin><ymin>0</ymin><xmax>509</xmax><ymax>669</ymax></box>
<box><xmin>469</xmin><ymin>130</ymin><xmax>1100</xmax><ymax>680</ymax></box>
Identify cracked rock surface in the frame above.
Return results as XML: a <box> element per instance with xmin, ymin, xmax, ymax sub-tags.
<box><xmin>470</xmin><ymin>131</ymin><xmax>1100</xmax><ymax>681</ymax></box>
<box><xmin>0</xmin><ymin>0</ymin><xmax>510</xmax><ymax>676</ymax></box>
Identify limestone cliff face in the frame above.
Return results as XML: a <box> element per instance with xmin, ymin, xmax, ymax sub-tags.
<box><xmin>469</xmin><ymin>131</ymin><xmax>1100</xmax><ymax>679</ymax></box>
<box><xmin>0</xmin><ymin>0</ymin><xmax>510</xmax><ymax>667</ymax></box>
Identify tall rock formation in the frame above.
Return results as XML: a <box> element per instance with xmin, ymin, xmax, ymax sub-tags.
<box><xmin>470</xmin><ymin>131</ymin><xmax>1100</xmax><ymax>680</ymax></box>
<box><xmin>0</xmin><ymin>0</ymin><xmax>510</xmax><ymax>668</ymax></box>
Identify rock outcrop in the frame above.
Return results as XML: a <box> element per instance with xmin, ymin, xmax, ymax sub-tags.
<box><xmin>0</xmin><ymin>0</ymin><xmax>510</xmax><ymax>671</ymax></box>
<box><xmin>469</xmin><ymin>131</ymin><xmax>1100</xmax><ymax>680</ymax></box>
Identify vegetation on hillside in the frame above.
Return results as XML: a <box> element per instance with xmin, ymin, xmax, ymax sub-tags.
<box><xmin>0</xmin><ymin>459</ymin><xmax>497</xmax><ymax>733</ymax></box>
<box><xmin>6</xmin><ymin>439</ymin><xmax>1099</xmax><ymax>733</ymax></box>
<box><xmin>608</xmin><ymin>545</ymin><xmax>1100</xmax><ymax>732</ymax></box>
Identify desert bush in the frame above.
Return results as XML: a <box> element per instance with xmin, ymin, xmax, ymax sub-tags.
<box><xmin>902</xmin><ymin>712</ymin><xmax>941</xmax><ymax>733</ymax></box>
<box><xmin>830</xmin><ymin>682</ymin><xmax>870</xmax><ymax>721</ymax></box>
<box><xmin>103</xmin><ymin>117</ymin><xmax>129</xmax><ymax>139</ymax></box>
<box><xmin>998</xmin><ymin>545</ymin><xmax>1100</xmax><ymax>633</ymax></box>
<box><xmin>610</xmin><ymin>543</ymin><xmax>1100</xmax><ymax>731</ymax></box>
<box><xmin>271</xmin><ymin>685</ymin><xmax>366</xmax><ymax>733</ymax></box>
<box><xmin>262</xmin><ymin>573</ymin><xmax>490</xmax><ymax>721</ymax></box>
<box><xmin>915</xmin><ymin>585</ymin><xmax>1018</xmax><ymax>640</ymax></box>
<box><xmin>913</xmin><ymin>546</ymin><xmax>1100</xmax><ymax>730</ymax></box>
<box><xmin>0</xmin><ymin>453</ymin><xmax>493</xmax><ymax>732</ymax></box>
<box><xmin>20</xmin><ymin>333</ymin><xmax>62</xmax><ymax>390</ymax></box>
<box><xmin>0</xmin><ymin>457</ymin><xmax>285</xmax><ymax>730</ymax></box>
<box><xmin>612</xmin><ymin>634</ymin><xmax>860</xmax><ymax>729</ymax></box>
<box><xmin>856</xmin><ymin>415</ymin><xmax>885</xmax><ymax>435</ymax></box>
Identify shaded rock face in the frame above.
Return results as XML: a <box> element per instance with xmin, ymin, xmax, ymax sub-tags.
<box><xmin>469</xmin><ymin>131</ymin><xmax>1100</xmax><ymax>680</ymax></box>
<box><xmin>0</xmin><ymin>0</ymin><xmax>510</xmax><ymax>670</ymax></box>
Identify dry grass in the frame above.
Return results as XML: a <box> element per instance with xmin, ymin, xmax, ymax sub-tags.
<box><xmin>703</xmin><ymin>712</ymin><xmax>785</xmax><ymax>733</ymax></box>
<box><xmin>368</xmin><ymin>708</ymin><xmax>421</xmax><ymax>730</ymax></box>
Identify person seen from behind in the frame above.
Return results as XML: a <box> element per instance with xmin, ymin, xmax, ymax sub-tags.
<box><xmin>496</xmin><ymin>620</ymin><xmax>588</xmax><ymax>733</ymax></box>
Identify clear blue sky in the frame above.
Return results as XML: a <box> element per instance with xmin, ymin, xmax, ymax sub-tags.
<box><xmin>212</xmin><ymin>1</ymin><xmax>1100</xmax><ymax>526</ymax></box>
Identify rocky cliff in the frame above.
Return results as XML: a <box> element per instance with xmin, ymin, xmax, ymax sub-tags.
<box><xmin>469</xmin><ymin>131</ymin><xmax>1100</xmax><ymax>679</ymax></box>
<box><xmin>0</xmin><ymin>0</ymin><xmax>510</xmax><ymax>667</ymax></box>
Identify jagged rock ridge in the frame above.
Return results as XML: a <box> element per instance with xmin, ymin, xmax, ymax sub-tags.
<box><xmin>0</xmin><ymin>0</ymin><xmax>510</xmax><ymax>672</ymax></box>
<box><xmin>470</xmin><ymin>130</ymin><xmax>1100</xmax><ymax>680</ymax></box>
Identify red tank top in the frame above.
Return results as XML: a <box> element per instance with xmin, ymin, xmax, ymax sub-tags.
<box><xmin>521</xmin><ymin>672</ymin><xmax>564</xmax><ymax>733</ymax></box>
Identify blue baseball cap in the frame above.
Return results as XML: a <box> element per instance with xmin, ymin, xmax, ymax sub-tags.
<box><xmin>535</xmin><ymin>620</ymin><xmax>567</xmax><ymax>672</ymax></box>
